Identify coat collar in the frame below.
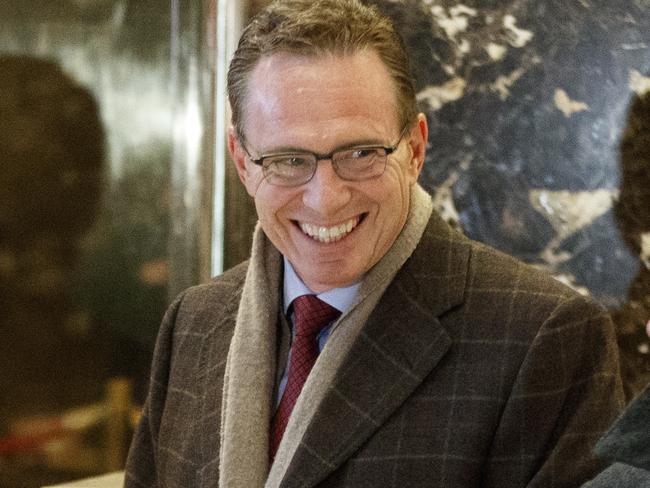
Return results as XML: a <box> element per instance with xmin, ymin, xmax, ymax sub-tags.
<box><xmin>278</xmin><ymin>213</ymin><xmax>471</xmax><ymax>487</ymax></box>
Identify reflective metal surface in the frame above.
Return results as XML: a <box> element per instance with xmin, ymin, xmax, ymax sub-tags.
<box><xmin>0</xmin><ymin>0</ymin><xmax>241</xmax><ymax>484</ymax></box>
<box><xmin>169</xmin><ymin>0</ymin><xmax>215</xmax><ymax>293</ymax></box>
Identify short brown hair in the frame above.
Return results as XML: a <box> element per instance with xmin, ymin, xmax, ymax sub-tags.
<box><xmin>227</xmin><ymin>0</ymin><xmax>417</xmax><ymax>141</ymax></box>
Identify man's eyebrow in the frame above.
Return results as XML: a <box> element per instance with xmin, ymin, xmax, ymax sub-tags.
<box><xmin>261</xmin><ymin>138</ymin><xmax>387</xmax><ymax>156</ymax></box>
<box><xmin>337</xmin><ymin>137</ymin><xmax>386</xmax><ymax>149</ymax></box>
<box><xmin>259</xmin><ymin>145</ymin><xmax>312</xmax><ymax>155</ymax></box>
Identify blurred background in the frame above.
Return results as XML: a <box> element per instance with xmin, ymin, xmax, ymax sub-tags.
<box><xmin>0</xmin><ymin>0</ymin><xmax>648</xmax><ymax>486</ymax></box>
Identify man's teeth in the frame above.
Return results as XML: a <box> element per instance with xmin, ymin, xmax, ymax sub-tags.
<box><xmin>299</xmin><ymin>218</ymin><xmax>358</xmax><ymax>243</ymax></box>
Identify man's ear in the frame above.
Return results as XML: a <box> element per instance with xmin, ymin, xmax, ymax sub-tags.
<box><xmin>406</xmin><ymin>113</ymin><xmax>428</xmax><ymax>180</ymax></box>
<box><xmin>227</xmin><ymin>126</ymin><xmax>249</xmax><ymax>187</ymax></box>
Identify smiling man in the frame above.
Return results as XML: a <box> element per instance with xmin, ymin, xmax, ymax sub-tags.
<box><xmin>233</xmin><ymin>49</ymin><xmax>423</xmax><ymax>293</ymax></box>
<box><xmin>125</xmin><ymin>1</ymin><xmax>624</xmax><ymax>487</ymax></box>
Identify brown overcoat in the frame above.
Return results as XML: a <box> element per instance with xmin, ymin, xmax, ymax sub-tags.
<box><xmin>125</xmin><ymin>213</ymin><xmax>624</xmax><ymax>487</ymax></box>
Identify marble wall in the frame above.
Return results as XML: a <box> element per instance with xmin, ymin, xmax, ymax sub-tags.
<box><xmin>370</xmin><ymin>0</ymin><xmax>650</xmax><ymax>396</ymax></box>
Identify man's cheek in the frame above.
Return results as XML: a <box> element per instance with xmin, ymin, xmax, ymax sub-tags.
<box><xmin>248</xmin><ymin>174</ymin><xmax>267</xmax><ymax>198</ymax></box>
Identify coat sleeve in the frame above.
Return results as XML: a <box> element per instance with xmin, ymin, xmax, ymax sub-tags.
<box><xmin>123</xmin><ymin>292</ymin><xmax>185</xmax><ymax>488</ymax></box>
<box><xmin>485</xmin><ymin>295</ymin><xmax>626</xmax><ymax>487</ymax></box>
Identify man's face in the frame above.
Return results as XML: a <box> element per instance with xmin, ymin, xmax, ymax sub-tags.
<box><xmin>229</xmin><ymin>50</ymin><xmax>427</xmax><ymax>292</ymax></box>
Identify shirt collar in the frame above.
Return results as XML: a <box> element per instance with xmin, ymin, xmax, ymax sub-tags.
<box><xmin>283</xmin><ymin>257</ymin><xmax>361</xmax><ymax>314</ymax></box>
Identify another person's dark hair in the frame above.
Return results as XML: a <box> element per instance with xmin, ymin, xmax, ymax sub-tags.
<box><xmin>615</xmin><ymin>92</ymin><xmax>650</xmax><ymax>252</ymax></box>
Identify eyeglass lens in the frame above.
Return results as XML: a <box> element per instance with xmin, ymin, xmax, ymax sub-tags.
<box><xmin>263</xmin><ymin>147</ymin><xmax>389</xmax><ymax>186</ymax></box>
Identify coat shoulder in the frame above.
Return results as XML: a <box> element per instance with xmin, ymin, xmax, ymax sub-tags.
<box><xmin>415</xmin><ymin>212</ymin><xmax>581</xmax><ymax>306</ymax></box>
<box><xmin>465</xmin><ymin>236</ymin><xmax>589</xmax><ymax>306</ymax></box>
<box><xmin>171</xmin><ymin>259</ymin><xmax>249</xmax><ymax>337</ymax></box>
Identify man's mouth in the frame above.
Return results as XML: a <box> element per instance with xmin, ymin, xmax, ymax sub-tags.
<box><xmin>299</xmin><ymin>217</ymin><xmax>360</xmax><ymax>243</ymax></box>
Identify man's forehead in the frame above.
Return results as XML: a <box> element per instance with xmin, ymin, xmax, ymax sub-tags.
<box><xmin>248</xmin><ymin>52</ymin><xmax>330</xmax><ymax>100</ymax></box>
<box><xmin>244</xmin><ymin>50</ymin><xmax>399</xmax><ymax>120</ymax></box>
<box><xmin>250</xmin><ymin>49</ymin><xmax>376</xmax><ymax>84</ymax></box>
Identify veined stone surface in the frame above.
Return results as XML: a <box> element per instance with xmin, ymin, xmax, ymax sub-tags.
<box><xmin>373</xmin><ymin>0</ymin><xmax>649</xmax><ymax>307</ymax></box>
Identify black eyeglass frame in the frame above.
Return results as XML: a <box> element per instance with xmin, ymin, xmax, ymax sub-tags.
<box><xmin>241</xmin><ymin>124</ymin><xmax>411</xmax><ymax>187</ymax></box>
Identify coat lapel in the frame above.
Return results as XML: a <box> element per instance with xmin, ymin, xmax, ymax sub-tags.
<box><xmin>195</xmin><ymin>273</ymin><xmax>245</xmax><ymax>486</ymax></box>
<box><xmin>279</xmin><ymin>215</ymin><xmax>471</xmax><ymax>487</ymax></box>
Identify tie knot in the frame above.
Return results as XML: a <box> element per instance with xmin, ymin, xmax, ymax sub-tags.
<box><xmin>291</xmin><ymin>295</ymin><xmax>341</xmax><ymax>339</ymax></box>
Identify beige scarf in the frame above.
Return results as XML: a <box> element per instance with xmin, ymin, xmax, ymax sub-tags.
<box><xmin>219</xmin><ymin>183</ymin><xmax>433</xmax><ymax>488</ymax></box>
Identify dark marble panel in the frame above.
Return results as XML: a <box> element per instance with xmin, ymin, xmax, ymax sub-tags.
<box><xmin>370</xmin><ymin>0</ymin><xmax>650</xmax><ymax>396</ymax></box>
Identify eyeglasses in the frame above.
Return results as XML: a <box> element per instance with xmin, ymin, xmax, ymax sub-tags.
<box><xmin>242</xmin><ymin>125</ymin><xmax>410</xmax><ymax>187</ymax></box>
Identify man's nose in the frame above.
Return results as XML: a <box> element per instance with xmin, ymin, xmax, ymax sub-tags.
<box><xmin>301</xmin><ymin>159</ymin><xmax>352</xmax><ymax>214</ymax></box>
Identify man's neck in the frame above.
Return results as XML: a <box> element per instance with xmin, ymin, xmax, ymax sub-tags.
<box><xmin>282</xmin><ymin>257</ymin><xmax>361</xmax><ymax>314</ymax></box>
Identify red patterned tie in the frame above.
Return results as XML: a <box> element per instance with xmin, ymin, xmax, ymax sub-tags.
<box><xmin>269</xmin><ymin>295</ymin><xmax>341</xmax><ymax>460</ymax></box>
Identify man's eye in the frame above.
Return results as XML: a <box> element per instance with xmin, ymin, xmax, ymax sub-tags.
<box><xmin>266</xmin><ymin>155</ymin><xmax>308</xmax><ymax>167</ymax></box>
<box><xmin>350</xmin><ymin>148</ymin><xmax>378</xmax><ymax>159</ymax></box>
<box><xmin>284</xmin><ymin>156</ymin><xmax>307</xmax><ymax>167</ymax></box>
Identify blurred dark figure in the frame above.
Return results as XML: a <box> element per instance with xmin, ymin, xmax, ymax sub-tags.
<box><xmin>0</xmin><ymin>56</ymin><xmax>107</xmax><ymax>433</ymax></box>
<box><xmin>582</xmin><ymin>384</ymin><xmax>650</xmax><ymax>487</ymax></box>
<box><xmin>612</xmin><ymin>91</ymin><xmax>650</xmax><ymax>400</ymax></box>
